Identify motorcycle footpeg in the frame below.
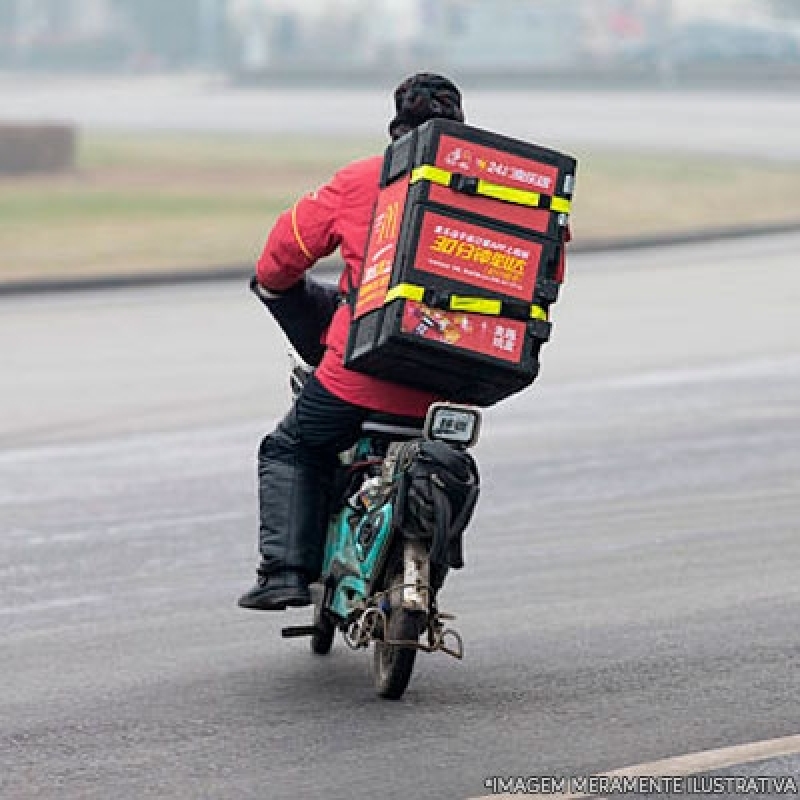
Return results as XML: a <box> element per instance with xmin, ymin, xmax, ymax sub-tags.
<box><xmin>280</xmin><ymin>625</ymin><xmax>320</xmax><ymax>638</ymax></box>
<box><xmin>439</xmin><ymin>628</ymin><xmax>464</xmax><ymax>660</ymax></box>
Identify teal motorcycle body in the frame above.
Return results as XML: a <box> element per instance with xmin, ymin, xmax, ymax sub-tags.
<box><xmin>321</xmin><ymin>437</ymin><xmax>396</xmax><ymax>620</ymax></box>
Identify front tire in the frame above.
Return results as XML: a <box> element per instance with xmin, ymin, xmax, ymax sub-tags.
<box><xmin>373</xmin><ymin>569</ymin><xmax>425</xmax><ymax>700</ymax></box>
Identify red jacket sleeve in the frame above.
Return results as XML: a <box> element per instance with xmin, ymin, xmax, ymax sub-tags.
<box><xmin>256</xmin><ymin>173</ymin><xmax>343</xmax><ymax>291</ymax></box>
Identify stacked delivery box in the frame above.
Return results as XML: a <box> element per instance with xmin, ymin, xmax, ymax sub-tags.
<box><xmin>344</xmin><ymin>119</ymin><xmax>576</xmax><ymax>407</ymax></box>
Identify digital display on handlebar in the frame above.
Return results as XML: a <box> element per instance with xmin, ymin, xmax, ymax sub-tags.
<box><xmin>424</xmin><ymin>403</ymin><xmax>482</xmax><ymax>448</ymax></box>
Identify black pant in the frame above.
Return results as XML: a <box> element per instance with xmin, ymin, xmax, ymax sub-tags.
<box><xmin>256</xmin><ymin>375</ymin><xmax>421</xmax><ymax>579</ymax></box>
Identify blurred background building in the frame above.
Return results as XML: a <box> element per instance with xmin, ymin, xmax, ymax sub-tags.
<box><xmin>0</xmin><ymin>0</ymin><xmax>798</xmax><ymax>82</ymax></box>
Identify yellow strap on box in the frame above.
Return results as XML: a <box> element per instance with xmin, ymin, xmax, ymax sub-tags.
<box><xmin>530</xmin><ymin>304</ymin><xmax>548</xmax><ymax>321</ymax></box>
<box><xmin>475</xmin><ymin>179</ymin><xmax>572</xmax><ymax>214</ymax></box>
<box><xmin>448</xmin><ymin>295</ymin><xmax>502</xmax><ymax>315</ymax></box>
<box><xmin>410</xmin><ymin>165</ymin><xmax>571</xmax><ymax>215</ymax></box>
<box><xmin>384</xmin><ymin>281</ymin><xmax>549</xmax><ymax>321</ymax></box>
<box><xmin>385</xmin><ymin>283</ymin><xmax>425</xmax><ymax>304</ymax></box>
<box><xmin>410</xmin><ymin>165</ymin><xmax>451</xmax><ymax>187</ymax></box>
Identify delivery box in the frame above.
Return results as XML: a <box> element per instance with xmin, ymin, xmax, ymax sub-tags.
<box><xmin>344</xmin><ymin>118</ymin><xmax>576</xmax><ymax>406</ymax></box>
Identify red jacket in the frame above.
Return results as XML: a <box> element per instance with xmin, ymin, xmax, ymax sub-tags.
<box><xmin>256</xmin><ymin>155</ymin><xmax>440</xmax><ymax>418</ymax></box>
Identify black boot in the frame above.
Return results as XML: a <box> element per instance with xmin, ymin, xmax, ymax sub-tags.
<box><xmin>238</xmin><ymin>418</ymin><xmax>333</xmax><ymax>612</ymax></box>
<box><xmin>238</xmin><ymin>567</ymin><xmax>311</xmax><ymax>611</ymax></box>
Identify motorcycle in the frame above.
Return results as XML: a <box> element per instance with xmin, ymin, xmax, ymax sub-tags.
<box><xmin>251</xmin><ymin>277</ymin><xmax>481</xmax><ymax>699</ymax></box>
<box><xmin>280</xmin><ymin>357</ymin><xmax>481</xmax><ymax>699</ymax></box>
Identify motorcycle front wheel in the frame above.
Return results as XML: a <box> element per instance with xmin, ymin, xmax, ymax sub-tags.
<box><xmin>373</xmin><ymin>568</ymin><xmax>425</xmax><ymax>700</ymax></box>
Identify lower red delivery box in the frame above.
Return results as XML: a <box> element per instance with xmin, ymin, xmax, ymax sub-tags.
<box><xmin>344</xmin><ymin>203</ymin><xmax>562</xmax><ymax>406</ymax></box>
<box><xmin>344</xmin><ymin>119</ymin><xmax>575</xmax><ymax>407</ymax></box>
<box><xmin>346</xmin><ymin>296</ymin><xmax>549</xmax><ymax>407</ymax></box>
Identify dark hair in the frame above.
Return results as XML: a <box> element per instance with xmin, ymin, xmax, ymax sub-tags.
<box><xmin>389</xmin><ymin>72</ymin><xmax>465</xmax><ymax>140</ymax></box>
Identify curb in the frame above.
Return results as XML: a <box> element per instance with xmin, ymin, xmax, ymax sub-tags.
<box><xmin>3</xmin><ymin>220</ymin><xmax>800</xmax><ymax>297</ymax></box>
<box><xmin>568</xmin><ymin>220</ymin><xmax>800</xmax><ymax>253</ymax></box>
<box><xmin>0</xmin><ymin>264</ymin><xmax>256</xmax><ymax>297</ymax></box>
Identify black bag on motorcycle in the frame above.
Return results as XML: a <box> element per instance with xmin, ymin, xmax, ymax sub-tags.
<box><xmin>393</xmin><ymin>440</ymin><xmax>480</xmax><ymax>571</ymax></box>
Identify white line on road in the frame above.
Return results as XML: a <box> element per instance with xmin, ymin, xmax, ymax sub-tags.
<box><xmin>0</xmin><ymin>594</ymin><xmax>106</xmax><ymax>616</ymax></box>
<box><xmin>472</xmin><ymin>733</ymin><xmax>800</xmax><ymax>799</ymax></box>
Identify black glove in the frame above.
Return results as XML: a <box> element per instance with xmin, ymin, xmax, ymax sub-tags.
<box><xmin>250</xmin><ymin>275</ymin><xmax>341</xmax><ymax>367</ymax></box>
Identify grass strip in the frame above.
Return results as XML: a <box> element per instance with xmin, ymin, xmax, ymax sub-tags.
<box><xmin>2</xmin><ymin>133</ymin><xmax>799</xmax><ymax>283</ymax></box>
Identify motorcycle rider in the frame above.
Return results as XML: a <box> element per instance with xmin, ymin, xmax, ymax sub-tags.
<box><xmin>238</xmin><ymin>73</ymin><xmax>467</xmax><ymax>611</ymax></box>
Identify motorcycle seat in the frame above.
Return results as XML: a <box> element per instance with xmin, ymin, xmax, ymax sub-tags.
<box><xmin>360</xmin><ymin>412</ymin><xmax>424</xmax><ymax>441</ymax></box>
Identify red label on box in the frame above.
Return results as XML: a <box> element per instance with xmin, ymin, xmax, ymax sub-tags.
<box><xmin>355</xmin><ymin>176</ymin><xmax>409</xmax><ymax>318</ymax></box>
<box><xmin>400</xmin><ymin>301</ymin><xmax>526</xmax><ymax>364</ymax></box>
<box><xmin>428</xmin><ymin>182</ymin><xmax>553</xmax><ymax>236</ymax></box>
<box><xmin>435</xmin><ymin>134</ymin><xmax>560</xmax><ymax>195</ymax></box>
<box><xmin>415</xmin><ymin>211</ymin><xmax>541</xmax><ymax>302</ymax></box>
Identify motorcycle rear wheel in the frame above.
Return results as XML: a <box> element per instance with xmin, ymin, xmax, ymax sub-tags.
<box><xmin>310</xmin><ymin>603</ymin><xmax>335</xmax><ymax>656</ymax></box>
<box><xmin>373</xmin><ymin>570</ymin><xmax>425</xmax><ymax>700</ymax></box>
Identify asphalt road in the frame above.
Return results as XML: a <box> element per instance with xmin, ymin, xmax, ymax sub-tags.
<box><xmin>1</xmin><ymin>75</ymin><xmax>799</xmax><ymax>160</ymax></box>
<box><xmin>2</xmin><ymin>234</ymin><xmax>800</xmax><ymax>799</ymax></box>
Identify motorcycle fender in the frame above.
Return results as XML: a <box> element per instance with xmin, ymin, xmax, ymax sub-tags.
<box><xmin>402</xmin><ymin>540</ymin><xmax>430</xmax><ymax>612</ymax></box>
